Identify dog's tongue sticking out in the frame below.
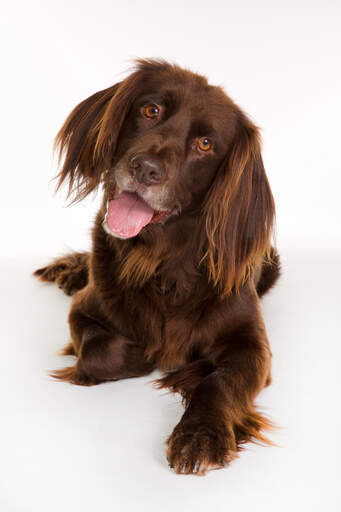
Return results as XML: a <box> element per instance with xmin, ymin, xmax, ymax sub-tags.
<box><xmin>107</xmin><ymin>192</ymin><xmax>154</xmax><ymax>238</ymax></box>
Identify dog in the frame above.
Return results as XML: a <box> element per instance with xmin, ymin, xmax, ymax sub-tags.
<box><xmin>34</xmin><ymin>59</ymin><xmax>280</xmax><ymax>476</ymax></box>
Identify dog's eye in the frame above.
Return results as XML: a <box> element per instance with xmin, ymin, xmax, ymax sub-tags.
<box><xmin>198</xmin><ymin>137</ymin><xmax>212</xmax><ymax>151</ymax></box>
<box><xmin>142</xmin><ymin>104</ymin><xmax>160</xmax><ymax>119</ymax></box>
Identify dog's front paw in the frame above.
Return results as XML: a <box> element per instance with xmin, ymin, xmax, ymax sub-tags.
<box><xmin>166</xmin><ymin>421</ymin><xmax>237</xmax><ymax>476</ymax></box>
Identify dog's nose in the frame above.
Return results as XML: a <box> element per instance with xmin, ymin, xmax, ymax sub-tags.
<box><xmin>130</xmin><ymin>154</ymin><xmax>165</xmax><ymax>186</ymax></box>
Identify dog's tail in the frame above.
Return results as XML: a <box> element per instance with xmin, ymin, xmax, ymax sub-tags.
<box><xmin>33</xmin><ymin>251</ymin><xmax>89</xmax><ymax>296</ymax></box>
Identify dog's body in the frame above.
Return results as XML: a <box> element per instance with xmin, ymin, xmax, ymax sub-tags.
<box><xmin>35</xmin><ymin>60</ymin><xmax>280</xmax><ymax>475</ymax></box>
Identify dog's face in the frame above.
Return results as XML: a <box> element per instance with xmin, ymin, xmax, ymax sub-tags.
<box><xmin>103</xmin><ymin>69</ymin><xmax>238</xmax><ymax>239</ymax></box>
<box><xmin>55</xmin><ymin>60</ymin><xmax>274</xmax><ymax>294</ymax></box>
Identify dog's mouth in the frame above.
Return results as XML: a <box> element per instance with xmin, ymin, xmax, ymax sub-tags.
<box><xmin>103</xmin><ymin>184</ymin><xmax>172</xmax><ymax>239</ymax></box>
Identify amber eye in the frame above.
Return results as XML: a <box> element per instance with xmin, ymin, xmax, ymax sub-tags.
<box><xmin>198</xmin><ymin>137</ymin><xmax>212</xmax><ymax>151</ymax></box>
<box><xmin>142</xmin><ymin>104</ymin><xmax>160</xmax><ymax>119</ymax></box>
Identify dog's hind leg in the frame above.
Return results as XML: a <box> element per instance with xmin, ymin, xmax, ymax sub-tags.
<box><xmin>50</xmin><ymin>287</ymin><xmax>155</xmax><ymax>386</ymax></box>
<box><xmin>59</xmin><ymin>342</ymin><xmax>76</xmax><ymax>356</ymax></box>
<box><xmin>33</xmin><ymin>251</ymin><xmax>89</xmax><ymax>296</ymax></box>
<box><xmin>255</xmin><ymin>247</ymin><xmax>281</xmax><ymax>298</ymax></box>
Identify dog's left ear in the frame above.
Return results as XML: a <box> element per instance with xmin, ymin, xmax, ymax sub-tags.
<box><xmin>54</xmin><ymin>70</ymin><xmax>144</xmax><ymax>202</ymax></box>
<box><xmin>202</xmin><ymin>113</ymin><xmax>275</xmax><ymax>297</ymax></box>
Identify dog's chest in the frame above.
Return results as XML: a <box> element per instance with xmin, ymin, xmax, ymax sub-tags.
<box><xmin>143</xmin><ymin>299</ymin><xmax>218</xmax><ymax>371</ymax></box>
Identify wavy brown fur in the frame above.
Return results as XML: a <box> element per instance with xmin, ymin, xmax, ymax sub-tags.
<box><xmin>34</xmin><ymin>59</ymin><xmax>280</xmax><ymax>476</ymax></box>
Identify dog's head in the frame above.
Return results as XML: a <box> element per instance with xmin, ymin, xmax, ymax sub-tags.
<box><xmin>55</xmin><ymin>59</ymin><xmax>275</xmax><ymax>295</ymax></box>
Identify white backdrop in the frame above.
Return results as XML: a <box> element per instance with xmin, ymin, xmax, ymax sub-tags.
<box><xmin>1</xmin><ymin>1</ymin><xmax>340</xmax><ymax>511</ymax></box>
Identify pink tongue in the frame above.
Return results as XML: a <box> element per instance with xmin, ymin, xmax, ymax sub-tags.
<box><xmin>107</xmin><ymin>192</ymin><xmax>154</xmax><ymax>238</ymax></box>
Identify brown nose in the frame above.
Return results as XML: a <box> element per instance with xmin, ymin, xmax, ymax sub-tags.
<box><xmin>130</xmin><ymin>154</ymin><xmax>165</xmax><ymax>186</ymax></box>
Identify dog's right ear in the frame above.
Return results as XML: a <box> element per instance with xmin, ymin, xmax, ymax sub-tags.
<box><xmin>54</xmin><ymin>69</ymin><xmax>145</xmax><ymax>202</ymax></box>
<box><xmin>54</xmin><ymin>84</ymin><xmax>118</xmax><ymax>202</ymax></box>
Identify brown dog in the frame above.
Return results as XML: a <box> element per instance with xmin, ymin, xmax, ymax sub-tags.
<box><xmin>34</xmin><ymin>59</ymin><xmax>280</xmax><ymax>476</ymax></box>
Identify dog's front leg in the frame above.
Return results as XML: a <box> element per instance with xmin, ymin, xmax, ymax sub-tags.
<box><xmin>166</xmin><ymin>317</ymin><xmax>272</xmax><ymax>475</ymax></box>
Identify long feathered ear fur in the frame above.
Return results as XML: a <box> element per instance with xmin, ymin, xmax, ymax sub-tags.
<box><xmin>201</xmin><ymin>113</ymin><xmax>275</xmax><ymax>297</ymax></box>
<box><xmin>54</xmin><ymin>64</ymin><xmax>151</xmax><ymax>202</ymax></box>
